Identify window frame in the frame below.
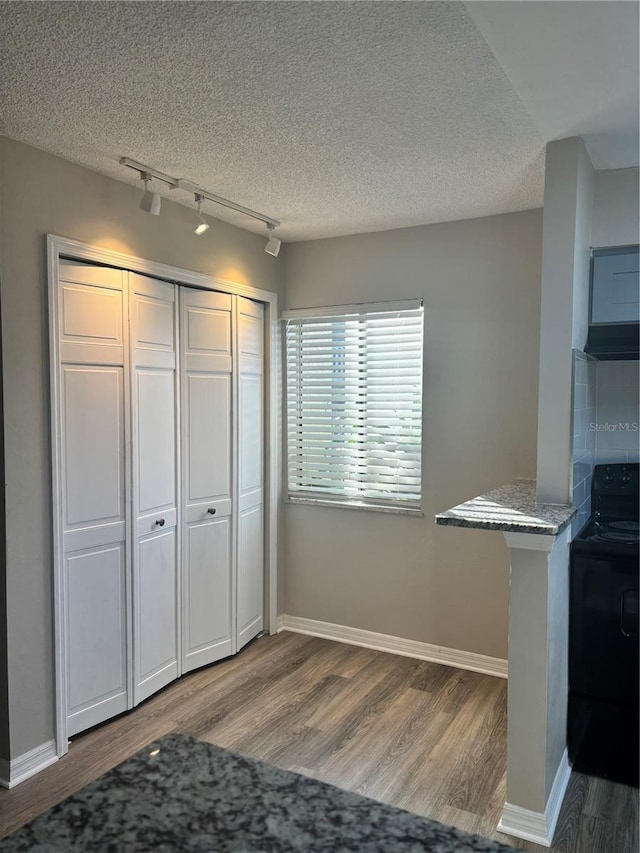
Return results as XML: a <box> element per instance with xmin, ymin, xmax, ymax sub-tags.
<box><xmin>283</xmin><ymin>299</ymin><xmax>424</xmax><ymax>516</ymax></box>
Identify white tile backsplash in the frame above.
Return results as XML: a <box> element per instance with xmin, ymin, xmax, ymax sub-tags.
<box><xmin>566</xmin><ymin>354</ymin><xmax>637</xmax><ymax>538</ymax></box>
<box><xmin>571</xmin><ymin>350</ymin><xmax>597</xmax><ymax>536</ymax></box>
<box><xmin>595</xmin><ymin>360</ymin><xmax>640</xmax><ymax>463</ymax></box>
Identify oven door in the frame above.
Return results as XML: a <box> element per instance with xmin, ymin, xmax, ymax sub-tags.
<box><xmin>569</xmin><ymin>551</ymin><xmax>639</xmax><ymax>705</ymax></box>
<box><xmin>569</xmin><ymin>549</ymin><xmax>639</xmax><ymax>785</ymax></box>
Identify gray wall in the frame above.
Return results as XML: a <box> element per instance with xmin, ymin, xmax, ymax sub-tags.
<box><xmin>283</xmin><ymin>209</ymin><xmax>542</xmax><ymax>659</ymax></box>
<box><xmin>0</xmin><ymin>137</ymin><xmax>284</xmax><ymax>758</ymax></box>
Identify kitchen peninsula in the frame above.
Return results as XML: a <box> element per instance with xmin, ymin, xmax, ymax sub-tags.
<box><xmin>436</xmin><ymin>479</ymin><xmax>576</xmax><ymax>535</ymax></box>
<box><xmin>437</xmin><ymin>482</ymin><xmax>577</xmax><ymax>848</ymax></box>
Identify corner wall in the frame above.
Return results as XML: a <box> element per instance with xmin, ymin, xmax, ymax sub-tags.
<box><xmin>536</xmin><ymin>137</ymin><xmax>594</xmax><ymax>505</ymax></box>
<box><xmin>283</xmin><ymin>209</ymin><xmax>542</xmax><ymax>659</ymax></box>
<box><xmin>0</xmin><ymin>137</ymin><xmax>284</xmax><ymax>758</ymax></box>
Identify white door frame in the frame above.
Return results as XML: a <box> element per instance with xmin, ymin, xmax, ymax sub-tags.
<box><xmin>47</xmin><ymin>234</ymin><xmax>280</xmax><ymax>756</ymax></box>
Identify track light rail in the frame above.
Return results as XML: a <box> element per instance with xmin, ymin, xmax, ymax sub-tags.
<box><xmin>120</xmin><ymin>157</ymin><xmax>280</xmax><ymax>228</ymax></box>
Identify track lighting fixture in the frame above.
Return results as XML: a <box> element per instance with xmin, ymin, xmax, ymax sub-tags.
<box><xmin>120</xmin><ymin>158</ymin><xmax>280</xmax><ymax>252</ymax></box>
<box><xmin>139</xmin><ymin>172</ymin><xmax>161</xmax><ymax>216</ymax></box>
<box><xmin>264</xmin><ymin>225</ymin><xmax>282</xmax><ymax>257</ymax></box>
<box><xmin>194</xmin><ymin>194</ymin><xmax>210</xmax><ymax>235</ymax></box>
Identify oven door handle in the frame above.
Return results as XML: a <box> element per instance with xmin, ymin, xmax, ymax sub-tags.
<box><xmin>620</xmin><ymin>589</ymin><xmax>639</xmax><ymax>639</ymax></box>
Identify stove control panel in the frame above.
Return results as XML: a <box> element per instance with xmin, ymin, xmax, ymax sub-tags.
<box><xmin>593</xmin><ymin>463</ymin><xmax>639</xmax><ymax>495</ymax></box>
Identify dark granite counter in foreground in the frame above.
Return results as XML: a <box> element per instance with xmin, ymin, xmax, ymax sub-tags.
<box><xmin>435</xmin><ymin>479</ymin><xmax>577</xmax><ymax>536</ymax></box>
<box><xmin>0</xmin><ymin>733</ymin><xmax>520</xmax><ymax>852</ymax></box>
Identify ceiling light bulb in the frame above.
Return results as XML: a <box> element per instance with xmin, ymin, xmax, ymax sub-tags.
<box><xmin>139</xmin><ymin>173</ymin><xmax>161</xmax><ymax>215</ymax></box>
<box><xmin>194</xmin><ymin>195</ymin><xmax>210</xmax><ymax>235</ymax></box>
<box><xmin>264</xmin><ymin>226</ymin><xmax>281</xmax><ymax>257</ymax></box>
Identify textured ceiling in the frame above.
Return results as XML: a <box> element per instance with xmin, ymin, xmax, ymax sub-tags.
<box><xmin>0</xmin><ymin>2</ymin><xmax>636</xmax><ymax>242</ymax></box>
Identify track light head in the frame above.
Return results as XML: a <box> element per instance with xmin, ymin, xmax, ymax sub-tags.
<box><xmin>139</xmin><ymin>173</ymin><xmax>161</xmax><ymax>215</ymax></box>
<box><xmin>194</xmin><ymin>194</ymin><xmax>210</xmax><ymax>235</ymax></box>
<box><xmin>264</xmin><ymin>225</ymin><xmax>281</xmax><ymax>257</ymax></box>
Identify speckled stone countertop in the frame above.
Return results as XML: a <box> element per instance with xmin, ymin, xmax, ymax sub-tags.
<box><xmin>0</xmin><ymin>733</ymin><xmax>520</xmax><ymax>852</ymax></box>
<box><xmin>435</xmin><ymin>479</ymin><xmax>577</xmax><ymax>536</ymax></box>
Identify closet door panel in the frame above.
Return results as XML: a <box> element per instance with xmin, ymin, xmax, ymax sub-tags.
<box><xmin>130</xmin><ymin>273</ymin><xmax>178</xmax><ymax>704</ymax></box>
<box><xmin>184</xmin><ymin>501</ymin><xmax>231</xmax><ymax>525</ymax></box>
<box><xmin>56</xmin><ymin>260</ymin><xmax>130</xmax><ymax>738</ymax></box>
<box><xmin>236</xmin><ymin>298</ymin><xmax>264</xmax><ymax>650</ymax></box>
<box><xmin>186</xmin><ymin>373</ymin><xmax>231</xmax><ymax>503</ymax></box>
<box><xmin>135</xmin><ymin>295</ymin><xmax>174</xmax><ymax>351</ymax></box>
<box><xmin>238</xmin><ymin>308</ymin><xmax>262</xmax><ymax>359</ymax></box>
<box><xmin>184</xmin><ymin>517</ymin><xmax>232</xmax><ymax>669</ymax></box>
<box><xmin>237</xmin><ymin>505</ymin><xmax>263</xmax><ymax>647</ymax></box>
<box><xmin>62</xmin><ymin>285</ymin><xmax>121</xmax><ymax>342</ymax></box>
<box><xmin>59</xmin><ymin>260</ymin><xmax>123</xmax><ymax>290</ymax></box>
<box><xmin>187</xmin><ymin>306</ymin><xmax>231</xmax><ymax>354</ymax></box>
<box><xmin>238</xmin><ymin>373</ymin><xmax>262</xmax><ymax>509</ymax></box>
<box><xmin>135</xmin><ymin>529</ymin><xmax>178</xmax><ymax>702</ymax></box>
<box><xmin>136</xmin><ymin>508</ymin><xmax>177</xmax><ymax>538</ymax></box>
<box><xmin>62</xmin><ymin>366</ymin><xmax>124</xmax><ymax>528</ymax></box>
<box><xmin>58</xmin><ymin>261</ymin><xmax>124</xmax><ymax>365</ymax></box>
<box><xmin>66</xmin><ymin>544</ymin><xmax>127</xmax><ymax>736</ymax></box>
<box><xmin>64</xmin><ymin>522</ymin><xmax>126</xmax><ymax>554</ymax></box>
<box><xmin>136</xmin><ymin>369</ymin><xmax>176</xmax><ymax>515</ymax></box>
<box><xmin>181</xmin><ymin>288</ymin><xmax>233</xmax><ymax>673</ymax></box>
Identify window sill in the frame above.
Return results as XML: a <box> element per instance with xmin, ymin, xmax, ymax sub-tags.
<box><xmin>286</xmin><ymin>497</ymin><xmax>424</xmax><ymax>517</ymax></box>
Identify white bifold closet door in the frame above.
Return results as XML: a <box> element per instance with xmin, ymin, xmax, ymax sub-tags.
<box><xmin>180</xmin><ymin>292</ymin><xmax>265</xmax><ymax>667</ymax></box>
<box><xmin>180</xmin><ymin>288</ymin><xmax>234</xmax><ymax>672</ymax></box>
<box><xmin>236</xmin><ymin>297</ymin><xmax>264</xmax><ymax>650</ymax></box>
<box><xmin>57</xmin><ymin>260</ymin><xmax>130</xmax><ymax>737</ymax></box>
<box><xmin>55</xmin><ymin>260</ymin><xmax>265</xmax><ymax>739</ymax></box>
<box><xmin>130</xmin><ymin>273</ymin><xmax>179</xmax><ymax>704</ymax></box>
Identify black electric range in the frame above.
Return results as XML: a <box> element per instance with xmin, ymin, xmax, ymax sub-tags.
<box><xmin>569</xmin><ymin>463</ymin><xmax>639</xmax><ymax>787</ymax></box>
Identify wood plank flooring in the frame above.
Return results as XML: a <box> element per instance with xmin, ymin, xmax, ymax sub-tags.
<box><xmin>0</xmin><ymin>632</ymin><xmax>637</xmax><ymax>851</ymax></box>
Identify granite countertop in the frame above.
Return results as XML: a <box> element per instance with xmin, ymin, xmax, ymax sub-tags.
<box><xmin>435</xmin><ymin>479</ymin><xmax>577</xmax><ymax>536</ymax></box>
<box><xmin>1</xmin><ymin>732</ymin><xmax>520</xmax><ymax>852</ymax></box>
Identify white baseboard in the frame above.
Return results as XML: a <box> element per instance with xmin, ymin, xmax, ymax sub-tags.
<box><xmin>497</xmin><ymin>749</ymin><xmax>571</xmax><ymax>847</ymax></box>
<box><xmin>278</xmin><ymin>614</ymin><xmax>507</xmax><ymax>679</ymax></box>
<box><xmin>0</xmin><ymin>739</ymin><xmax>58</xmax><ymax>789</ymax></box>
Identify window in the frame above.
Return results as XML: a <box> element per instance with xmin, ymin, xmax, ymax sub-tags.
<box><xmin>284</xmin><ymin>300</ymin><xmax>423</xmax><ymax>512</ymax></box>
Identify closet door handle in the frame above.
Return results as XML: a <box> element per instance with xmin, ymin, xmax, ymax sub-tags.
<box><xmin>207</xmin><ymin>507</ymin><xmax>217</xmax><ymax>516</ymax></box>
<box><xmin>155</xmin><ymin>518</ymin><xmax>165</xmax><ymax>527</ymax></box>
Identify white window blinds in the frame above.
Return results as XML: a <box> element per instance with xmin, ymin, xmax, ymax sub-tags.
<box><xmin>284</xmin><ymin>301</ymin><xmax>423</xmax><ymax>511</ymax></box>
